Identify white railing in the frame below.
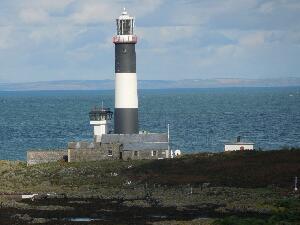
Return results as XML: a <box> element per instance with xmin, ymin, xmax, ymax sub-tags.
<box><xmin>113</xmin><ymin>35</ymin><xmax>137</xmax><ymax>44</ymax></box>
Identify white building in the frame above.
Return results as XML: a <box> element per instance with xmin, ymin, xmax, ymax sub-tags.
<box><xmin>224</xmin><ymin>136</ymin><xmax>254</xmax><ymax>152</ymax></box>
<box><xmin>89</xmin><ymin>106</ymin><xmax>113</xmax><ymax>142</ymax></box>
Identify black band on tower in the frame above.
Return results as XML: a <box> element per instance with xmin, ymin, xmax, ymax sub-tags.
<box><xmin>114</xmin><ymin>108</ymin><xmax>138</xmax><ymax>134</ymax></box>
<box><xmin>115</xmin><ymin>43</ymin><xmax>136</xmax><ymax>73</ymax></box>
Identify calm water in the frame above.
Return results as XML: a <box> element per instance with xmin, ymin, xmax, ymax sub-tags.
<box><xmin>0</xmin><ymin>87</ymin><xmax>299</xmax><ymax>160</ymax></box>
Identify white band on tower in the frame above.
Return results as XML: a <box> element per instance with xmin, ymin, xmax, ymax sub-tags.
<box><xmin>115</xmin><ymin>73</ymin><xmax>138</xmax><ymax>108</ymax></box>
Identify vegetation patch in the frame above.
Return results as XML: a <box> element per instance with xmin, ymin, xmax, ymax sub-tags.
<box><xmin>0</xmin><ymin>149</ymin><xmax>299</xmax><ymax>224</ymax></box>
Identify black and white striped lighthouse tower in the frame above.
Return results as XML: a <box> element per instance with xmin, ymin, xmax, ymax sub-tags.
<box><xmin>113</xmin><ymin>9</ymin><xmax>138</xmax><ymax>134</ymax></box>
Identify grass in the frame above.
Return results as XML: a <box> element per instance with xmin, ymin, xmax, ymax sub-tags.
<box><xmin>0</xmin><ymin>149</ymin><xmax>300</xmax><ymax>224</ymax></box>
<box><xmin>126</xmin><ymin>149</ymin><xmax>300</xmax><ymax>187</ymax></box>
<box><xmin>1</xmin><ymin>149</ymin><xmax>300</xmax><ymax>193</ymax></box>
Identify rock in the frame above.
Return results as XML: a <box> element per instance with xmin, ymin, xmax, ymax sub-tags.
<box><xmin>32</xmin><ymin>218</ymin><xmax>50</xmax><ymax>224</ymax></box>
<box><xmin>12</xmin><ymin>213</ymin><xmax>32</xmax><ymax>222</ymax></box>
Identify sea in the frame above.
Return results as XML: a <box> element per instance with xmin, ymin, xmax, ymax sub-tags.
<box><xmin>0</xmin><ymin>87</ymin><xmax>299</xmax><ymax>161</ymax></box>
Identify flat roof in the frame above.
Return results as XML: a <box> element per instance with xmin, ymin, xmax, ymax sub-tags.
<box><xmin>101</xmin><ymin>133</ymin><xmax>168</xmax><ymax>144</ymax></box>
<box><xmin>225</xmin><ymin>142</ymin><xmax>254</xmax><ymax>145</ymax></box>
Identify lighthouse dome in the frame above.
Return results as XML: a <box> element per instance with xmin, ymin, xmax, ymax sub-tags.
<box><xmin>119</xmin><ymin>8</ymin><xmax>133</xmax><ymax>20</ymax></box>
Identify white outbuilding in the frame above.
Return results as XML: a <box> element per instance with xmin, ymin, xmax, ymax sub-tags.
<box><xmin>224</xmin><ymin>136</ymin><xmax>254</xmax><ymax>152</ymax></box>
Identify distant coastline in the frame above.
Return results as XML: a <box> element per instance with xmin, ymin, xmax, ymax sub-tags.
<box><xmin>0</xmin><ymin>78</ymin><xmax>300</xmax><ymax>91</ymax></box>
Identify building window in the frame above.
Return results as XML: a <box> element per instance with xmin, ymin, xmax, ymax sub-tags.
<box><xmin>108</xmin><ymin>150</ymin><xmax>113</xmax><ymax>156</ymax></box>
<box><xmin>152</xmin><ymin>150</ymin><xmax>157</xmax><ymax>156</ymax></box>
<box><xmin>134</xmin><ymin>151</ymin><xmax>138</xmax><ymax>156</ymax></box>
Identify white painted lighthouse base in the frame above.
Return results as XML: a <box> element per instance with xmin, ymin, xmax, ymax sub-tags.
<box><xmin>90</xmin><ymin>120</ymin><xmax>109</xmax><ymax>142</ymax></box>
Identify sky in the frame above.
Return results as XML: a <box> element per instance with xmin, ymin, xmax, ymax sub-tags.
<box><xmin>0</xmin><ymin>0</ymin><xmax>299</xmax><ymax>83</ymax></box>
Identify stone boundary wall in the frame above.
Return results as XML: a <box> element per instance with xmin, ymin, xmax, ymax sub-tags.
<box><xmin>122</xmin><ymin>149</ymin><xmax>169</xmax><ymax>160</ymax></box>
<box><xmin>27</xmin><ymin>150</ymin><xmax>67</xmax><ymax>165</ymax></box>
<box><xmin>68</xmin><ymin>143</ymin><xmax>121</xmax><ymax>162</ymax></box>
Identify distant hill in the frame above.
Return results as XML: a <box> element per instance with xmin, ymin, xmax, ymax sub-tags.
<box><xmin>0</xmin><ymin>78</ymin><xmax>299</xmax><ymax>91</ymax></box>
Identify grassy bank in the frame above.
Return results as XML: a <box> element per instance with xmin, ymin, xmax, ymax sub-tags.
<box><xmin>127</xmin><ymin>149</ymin><xmax>300</xmax><ymax>187</ymax></box>
<box><xmin>0</xmin><ymin>149</ymin><xmax>299</xmax><ymax>224</ymax></box>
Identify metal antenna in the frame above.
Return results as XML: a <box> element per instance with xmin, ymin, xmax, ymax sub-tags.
<box><xmin>167</xmin><ymin>124</ymin><xmax>171</xmax><ymax>158</ymax></box>
<box><xmin>123</xmin><ymin>7</ymin><xmax>127</xmax><ymax>15</ymax></box>
<box><xmin>167</xmin><ymin>124</ymin><xmax>170</xmax><ymax>143</ymax></box>
<box><xmin>101</xmin><ymin>101</ymin><xmax>104</xmax><ymax>110</ymax></box>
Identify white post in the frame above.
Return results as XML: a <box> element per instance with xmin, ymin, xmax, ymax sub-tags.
<box><xmin>295</xmin><ymin>176</ymin><xmax>298</xmax><ymax>191</ymax></box>
<box><xmin>167</xmin><ymin>124</ymin><xmax>172</xmax><ymax>158</ymax></box>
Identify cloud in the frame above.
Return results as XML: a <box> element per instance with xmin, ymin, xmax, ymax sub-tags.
<box><xmin>70</xmin><ymin>1</ymin><xmax>118</xmax><ymax>24</ymax></box>
<box><xmin>19</xmin><ymin>0</ymin><xmax>74</xmax><ymax>12</ymax></box>
<box><xmin>169</xmin><ymin>0</ymin><xmax>258</xmax><ymax>26</ymax></box>
<box><xmin>66</xmin><ymin>47</ymin><xmax>94</xmax><ymax>62</ymax></box>
<box><xmin>239</xmin><ymin>32</ymin><xmax>267</xmax><ymax>47</ymax></box>
<box><xmin>195</xmin><ymin>31</ymin><xmax>272</xmax><ymax>67</ymax></box>
<box><xmin>69</xmin><ymin>0</ymin><xmax>163</xmax><ymax>25</ymax></box>
<box><xmin>65</xmin><ymin>37</ymin><xmax>112</xmax><ymax>62</ymax></box>
<box><xmin>0</xmin><ymin>26</ymin><xmax>13</xmax><ymax>49</ymax></box>
<box><xmin>17</xmin><ymin>0</ymin><xmax>74</xmax><ymax>24</ymax></box>
<box><xmin>0</xmin><ymin>0</ymin><xmax>300</xmax><ymax>82</ymax></box>
<box><xmin>258</xmin><ymin>1</ymin><xmax>275</xmax><ymax>14</ymax></box>
<box><xmin>137</xmin><ymin>26</ymin><xmax>198</xmax><ymax>47</ymax></box>
<box><xmin>19</xmin><ymin>8</ymin><xmax>49</xmax><ymax>24</ymax></box>
<box><xmin>131</xmin><ymin>0</ymin><xmax>163</xmax><ymax>17</ymax></box>
<box><xmin>287</xmin><ymin>31</ymin><xmax>300</xmax><ymax>45</ymax></box>
<box><xmin>34</xmin><ymin>0</ymin><xmax>74</xmax><ymax>12</ymax></box>
<box><xmin>285</xmin><ymin>1</ymin><xmax>300</xmax><ymax>10</ymax></box>
<box><xmin>28</xmin><ymin>25</ymin><xmax>87</xmax><ymax>44</ymax></box>
<box><xmin>259</xmin><ymin>0</ymin><xmax>300</xmax><ymax>14</ymax></box>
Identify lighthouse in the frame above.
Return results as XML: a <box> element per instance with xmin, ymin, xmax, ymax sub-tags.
<box><xmin>113</xmin><ymin>9</ymin><xmax>138</xmax><ymax>134</ymax></box>
<box><xmin>26</xmin><ymin>9</ymin><xmax>172</xmax><ymax>165</ymax></box>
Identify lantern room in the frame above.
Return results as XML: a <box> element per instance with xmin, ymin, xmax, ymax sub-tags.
<box><xmin>116</xmin><ymin>8</ymin><xmax>134</xmax><ymax>35</ymax></box>
<box><xmin>89</xmin><ymin>107</ymin><xmax>113</xmax><ymax>122</ymax></box>
<box><xmin>113</xmin><ymin>9</ymin><xmax>137</xmax><ymax>44</ymax></box>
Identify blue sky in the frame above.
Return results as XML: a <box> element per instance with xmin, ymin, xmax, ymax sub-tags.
<box><xmin>0</xmin><ymin>0</ymin><xmax>299</xmax><ymax>82</ymax></box>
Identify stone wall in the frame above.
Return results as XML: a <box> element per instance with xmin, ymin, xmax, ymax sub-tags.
<box><xmin>68</xmin><ymin>142</ymin><xmax>121</xmax><ymax>162</ymax></box>
<box><xmin>122</xmin><ymin>149</ymin><xmax>169</xmax><ymax>160</ymax></box>
<box><xmin>27</xmin><ymin>150</ymin><xmax>67</xmax><ymax>165</ymax></box>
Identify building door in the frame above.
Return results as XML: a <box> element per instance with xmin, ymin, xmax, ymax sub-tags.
<box><xmin>119</xmin><ymin>152</ymin><xmax>123</xmax><ymax>160</ymax></box>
